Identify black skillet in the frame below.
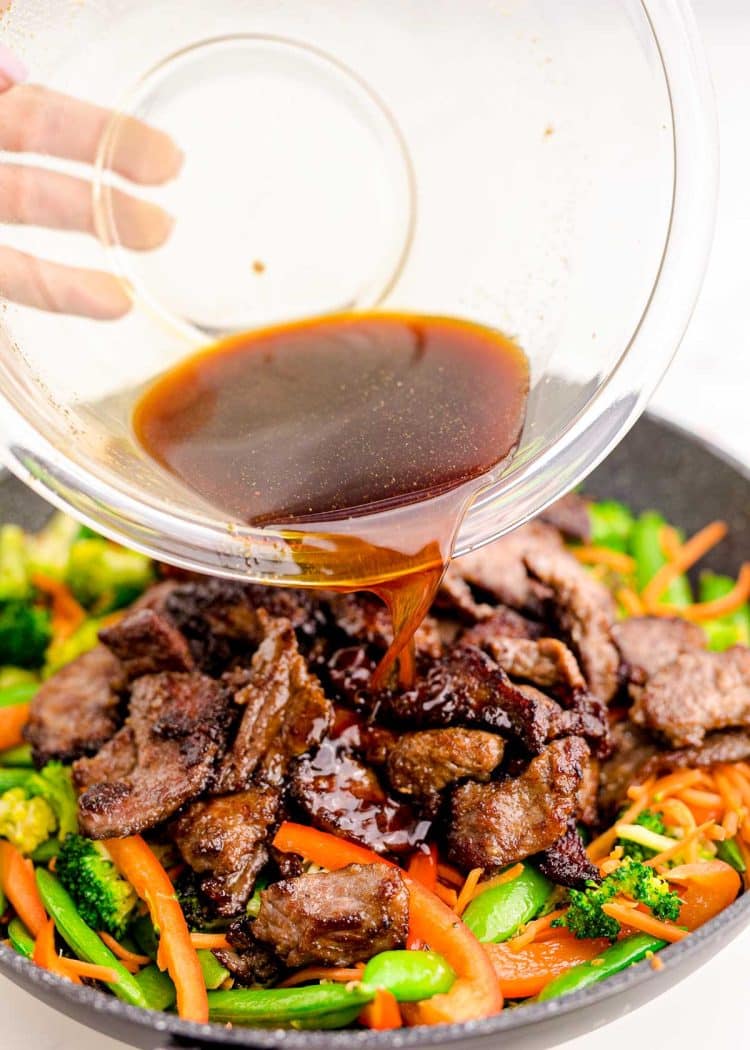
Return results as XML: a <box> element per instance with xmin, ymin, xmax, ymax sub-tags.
<box><xmin>1</xmin><ymin>414</ymin><xmax>749</xmax><ymax>1050</ymax></box>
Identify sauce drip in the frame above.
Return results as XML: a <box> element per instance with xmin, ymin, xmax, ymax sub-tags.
<box><xmin>134</xmin><ymin>313</ymin><xmax>529</xmax><ymax>684</ymax></box>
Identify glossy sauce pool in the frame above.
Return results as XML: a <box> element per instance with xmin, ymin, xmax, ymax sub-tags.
<box><xmin>134</xmin><ymin>313</ymin><xmax>529</xmax><ymax>684</ymax></box>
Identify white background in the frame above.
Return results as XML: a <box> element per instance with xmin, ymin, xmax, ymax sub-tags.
<box><xmin>2</xmin><ymin>1</ymin><xmax>749</xmax><ymax>1047</ymax></box>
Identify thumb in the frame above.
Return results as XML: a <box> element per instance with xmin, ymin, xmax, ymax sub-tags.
<box><xmin>0</xmin><ymin>44</ymin><xmax>27</xmax><ymax>93</ymax></box>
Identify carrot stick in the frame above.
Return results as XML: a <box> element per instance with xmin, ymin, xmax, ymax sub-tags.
<box><xmin>646</xmin><ymin>820</ymin><xmax>721</xmax><ymax>868</ymax></box>
<box><xmin>60</xmin><ymin>958</ymin><xmax>120</xmax><ymax>983</ymax></box>
<box><xmin>641</xmin><ymin>521</ymin><xmax>727</xmax><ymax>607</ymax></box>
<box><xmin>32</xmin><ymin>917</ymin><xmax>80</xmax><ymax>982</ymax></box>
<box><xmin>105</xmin><ymin>836</ymin><xmax>207</xmax><ymax>1024</ymax></box>
<box><xmin>601</xmin><ymin>901</ymin><xmax>687</xmax><ymax>943</ymax></box>
<box><xmin>617</xmin><ymin>587</ymin><xmax>645</xmax><ymax>616</ymax></box>
<box><xmin>0</xmin><ymin>703</ymin><xmax>30</xmax><ymax>751</ymax></box>
<box><xmin>506</xmin><ymin>908</ymin><xmax>569</xmax><ymax>953</ymax></box>
<box><xmin>408</xmin><ymin>844</ymin><xmax>438</xmax><ymax>892</ymax></box>
<box><xmin>455</xmin><ymin>868</ymin><xmax>484</xmax><ymax>917</ymax></box>
<box><xmin>97</xmin><ymin>930</ymin><xmax>151</xmax><ymax>967</ymax></box>
<box><xmin>31</xmin><ymin>572</ymin><xmax>86</xmax><ymax>639</ymax></box>
<box><xmin>360</xmin><ymin>987</ymin><xmax>402</xmax><ymax>1030</ymax></box>
<box><xmin>437</xmin><ymin>862</ymin><xmax>464</xmax><ymax>888</ymax></box>
<box><xmin>677</xmin><ymin>787</ymin><xmax>724</xmax><ymax>809</ymax></box>
<box><xmin>572</xmin><ymin>547</ymin><xmax>636</xmax><ymax>575</ymax></box>
<box><xmin>277</xmin><ymin>965</ymin><xmax>365</xmax><ymax>988</ymax></box>
<box><xmin>659</xmin><ymin>525</ymin><xmax>683</xmax><ymax>561</ymax></box>
<box><xmin>651</xmin><ymin>768</ymin><xmax>705</xmax><ymax>798</ymax></box>
<box><xmin>0</xmin><ymin>841</ymin><xmax>47</xmax><ymax>937</ymax></box>
<box><xmin>587</xmin><ymin>778</ymin><xmax>657</xmax><ymax>860</ymax></box>
<box><xmin>434</xmin><ymin>882</ymin><xmax>458</xmax><ymax>908</ymax></box>
<box><xmin>189</xmin><ymin>932</ymin><xmax>231</xmax><ymax>950</ymax></box>
<box><xmin>654</xmin><ymin>563</ymin><xmax>750</xmax><ymax>621</ymax></box>
<box><xmin>472</xmin><ymin>864</ymin><xmax>524</xmax><ymax>900</ymax></box>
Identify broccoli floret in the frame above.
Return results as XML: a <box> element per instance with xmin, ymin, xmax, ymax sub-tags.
<box><xmin>0</xmin><ymin>787</ymin><xmax>56</xmax><ymax>853</ymax></box>
<box><xmin>0</xmin><ymin>602</ymin><xmax>52</xmax><ymax>668</ymax></box>
<box><xmin>556</xmin><ymin>857</ymin><xmax>681</xmax><ymax>940</ymax></box>
<box><xmin>26</xmin><ymin>762</ymin><xmax>77</xmax><ymax>840</ymax></box>
<box><xmin>618</xmin><ymin>808</ymin><xmax>668</xmax><ymax>862</ymax></box>
<box><xmin>0</xmin><ymin>525</ymin><xmax>30</xmax><ymax>600</ymax></box>
<box><xmin>26</xmin><ymin>513</ymin><xmax>81</xmax><ymax>581</ymax></box>
<box><xmin>56</xmin><ymin>834</ymin><xmax>137</xmax><ymax>937</ymax></box>
<box><xmin>174</xmin><ymin>869</ymin><xmax>227</xmax><ymax>931</ymax></box>
<box><xmin>43</xmin><ymin>616</ymin><xmax>106</xmax><ymax>676</ymax></box>
<box><xmin>66</xmin><ymin>538</ymin><xmax>154</xmax><ymax>614</ymax></box>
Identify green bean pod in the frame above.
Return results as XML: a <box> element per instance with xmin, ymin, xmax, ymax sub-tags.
<box><xmin>207</xmin><ymin>983</ymin><xmax>374</xmax><ymax>1026</ymax></box>
<box><xmin>8</xmin><ymin>917</ymin><xmax>34</xmax><ymax>958</ymax></box>
<box><xmin>35</xmin><ymin>868</ymin><xmax>151</xmax><ymax>1009</ymax></box>
<box><xmin>0</xmin><ymin>767</ymin><xmax>30</xmax><ymax>792</ymax></box>
<box><xmin>630</xmin><ymin>512</ymin><xmax>691</xmax><ymax>605</ymax></box>
<box><xmin>30</xmin><ymin>838</ymin><xmax>61</xmax><ymax>863</ymax></box>
<box><xmin>0</xmin><ymin>682</ymin><xmax>38</xmax><ymax>709</ymax></box>
<box><xmin>588</xmin><ymin>500</ymin><xmax>635</xmax><ymax>553</ymax></box>
<box><xmin>699</xmin><ymin>573</ymin><xmax>750</xmax><ymax>651</ymax></box>
<box><xmin>197</xmin><ymin>949</ymin><xmax>230</xmax><ymax>990</ymax></box>
<box><xmin>361</xmin><ymin>950</ymin><xmax>455</xmax><ymax>1001</ymax></box>
<box><xmin>537</xmin><ymin>933</ymin><xmax>666</xmax><ymax>1000</ymax></box>
<box><xmin>134</xmin><ymin>963</ymin><xmax>177</xmax><ymax>1012</ymax></box>
<box><xmin>0</xmin><ymin>744</ymin><xmax>33</xmax><ymax>768</ymax></box>
<box><xmin>461</xmin><ymin>865</ymin><xmax>552</xmax><ymax>943</ymax></box>
<box><xmin>717</xmin><ymin>837</ymin><xmax>747</xmax><ymax>873</ymax></box>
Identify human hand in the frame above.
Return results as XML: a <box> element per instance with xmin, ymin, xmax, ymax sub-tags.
<box><xmin>0</xmin><ymin>44</ymin><xmax>182</xmax><ymax>319</ymax></box>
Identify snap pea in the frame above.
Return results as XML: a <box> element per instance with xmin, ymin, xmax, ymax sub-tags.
<box><xmin>30</xmin><ymin>838</ymin><xmax>61</xmax><ymax>863</ymax></box>
<box><xmin>198</xmin><ymin>949</ymin><xmax>230</xmax><ymax>990</ymax></box>
<box><xmin>361</xmin><ymin>950</ymin><xmax>455</xmax><ymax>1001</ymax></box>
<box><xmin>699</xmin><ymin>572</ymin><xmax>750</xmax><ymax>651</ymax></box>
<box><xmin>717</xmin><ymin>837</ymin><xmax>747</xmax><ymax>873</ymax></box>
<box><xmin>630</xmin><ymin>512</ymin><xmax>691</xmax><ymax>605</ymax></box>
<box><xmin>461</xmin><ymin>865</ymin><xmax>552</xmax><ymax>943</ymax></box>
<box><xmin>0</xmin><ymin>768</ymin><xmax>31</xmax><ymax>792</ymax></box>
<box><xmin>35</xmin><ymin>868</ymin><xmax>151</xmax><ymax>1009</ymax></box>
<box><xmin>588</xmin><ymin>500</ymin><xmax>635</xmax><ymax>553</ymax></box>
<box><xmin>537</xmin><ymin>933</ymin><xmax>665</xmax><ymax>1001</ymax></box>
<box><xmin>134</xmin><ymin>964</ymin><xmax>177</xmax><ymax>1012</ymax></box>
<box><xmin>8</xmin><ymin>917</ymin><xmax>34</xmax><ymax>958</ymax></box>
<box><xmin>0</xmin><ymin>682</ymin><xmax>38</xmax><ymax>709</ymax></box>
<box><xmin>130</xmin><ymin>913</ymin><xmax>158</xmax><ymax>960</ymax></box>
<box><xmin>0</xmin><ymin>744</ymin><xmax>33</xmax><ymax>767</ymax></box>
<box><xmin>207</xmin><ymin>983</ymin><xmax>374</xmax><ymax>1026</ymax></box>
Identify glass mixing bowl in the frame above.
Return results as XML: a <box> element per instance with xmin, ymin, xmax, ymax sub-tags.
<box><xmin>0</xmin><ymin>0</ymin><xmax>716</xmax><ymax>584</ymax></box>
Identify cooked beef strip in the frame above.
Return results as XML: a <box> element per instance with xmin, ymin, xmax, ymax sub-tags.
<box><xmin>381</xmin><ymin>646</ymin><xmax>557</xmax><ymax>754</ymax></box>
<box><xmin>385</xmin><ymin>728</ymin><xmax>504</xmax><ymax>798</ymax></box>
<box><xmin>525</xmin><ymin>547</ymin><xmax>619</xmax><ymax>702</ymax></box>
<box><xmin>539</xmin><ymin>493</ymin><xmax>592</xmax><ymax>543</ymax></box>
<box><xmin>25</xmin><ymin>646</ymin><xmax>122</xmax><ymax>766</ymax></box>
<box><xmin>171</xmin><ymin>786</ymin><xmax>280</xmax><ymax>916</ymax></box>
<box><xmin>358</xmin><ymin>723</ymin><xmax>398</xmax><ymax>767</ymax></box>
<box><xmin>597</xmin><ymin>720</ymin><xmax>658</xmax><ymax>811</ymax></box>
<box><xmin>326</xmin><ymin>645</ymin><xmax>380</xmax><ymax>708</ymax></box>
<box><xmin>213</xmin><ymin>917</ymin><xmax>283</xmax><ymax>987</ymax></box>
<box><xmin>545</xmin><ymin>691</ymin><xmax>611</xmax><ymax>757</ymax></box>
<box><xmin>253</xmin><ymin>864</ymin><xmax>409</xmax><ymax>968</ymax></box>
<box><xmin>441</xmin><ymin>521</ymin><xmax>562</xmax><ymax>616</ymax></box>
<box><xmin>611</xmin><ymin>616</ymin><xmax>706</xmax><ymax>696</ymax></box>
<box><xmin>434</xmin><ymin>569</ymin><xmax>496</xmax><ymax>623</ymax></box>
<box><xmin>446</xmin><ymin>737</ymin><xmax>590</xmax><ymax>871</ymax></box>
<box><xmin>216</xmin><ymin>611</ymin><xmax>332</xmax><ymax>794</ymax></box>
<box><xmin>576</xmin><ymin>753</ymin><xmax>600</xmax><ymax>826</ymax></box>
<box><xmin>99</xmin><ymin>607</ymin><xmax>194</xmax><ymax>684</ymax></box>
<box><xmin>642</xmin><ymin>729</ymin><xmax>750</xmax><ymax>777</ymax></box>
<box><xmin>631</xmin><ymin>646</ymin><xmax>750</xmax><ymax>747</ymax></box>
<box><xmin>75</xmin><ymin>671</ymin><xmax>230</xmax><ymax>839</ymax></box>
<box><xmin>324</xmin><ymin>592</ymin><xmax>442</xmax><ymax>659</ymax></box>
<box><xmin>461</xmin><ymin>632</ymin><xmax>587</xmax><ymax>700</ymax></box>
<box><xmin>534</xmin><ymin>820</ymin><xmax>600</xmax><ymax>888</ymax></box>
<box><xmin>130</xmin><ymin>578</ymin><xmax>181</xmax><ymax>614</ymax></box>
<box><xmin>291</xmin><ymin>737</ymin><xmax>429</xmax><ymax>855</ymax></box>
<box><xmin>72</xmin><ymin>724</ymin><xmax>138</xmax><ymax>792</ymax></box>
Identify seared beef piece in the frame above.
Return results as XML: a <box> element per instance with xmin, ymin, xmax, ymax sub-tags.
<box><xmin>324</xmin><ymin>592</ymin><xmax>442</xmax><ymax>659</ymax></box>
<box><xmin>545</xmin><ymin>691</ymin><xmax>611</xmax><ymax>758</ymax></box>
<box><xmin>271</xmin><ymin>847</ymin><xmax>305</xmax><ymax>881</ymax></box>
<box><xmin>326</xmin><ymin>646</ymin><xmax>380</xmax><ymax>707</ymax></box>
<box><xmin>72</xmin><ymin>724</ymin><xmax>138</xmax><ymax>791</ymax></box>
<box><xmin>534</xmin><ymin>820</ymin><xmax>600</xmax><ymax>888</ymax></box>
<box><xmin>382</xmin><ymin>646</ymin><xmax>555</xmax><ymax>754</ymax></box>
<box><xmin>216</xmin><ymin>612</ymin><xmax>332</xmax><ymax>794</ymax></box>
<box><xmin>435</xmin><ymin>569</ymin><xmax>495</xmax><ymax>623</ymax></box>
<box><xmin>213</xmin><ymin>917</ymin><xmax>283</xmax><ymax>987</ymax></box>
<box><xmin>525</xmin><ymin>547</ymin><xmax>619</xmax><ymax>702</ymax></box>
<box><xmin>461</xmin><ymin>632</ymin><xmax>586</xmax><ymax>700</ymax></box>
<box><xmin>631</xmin><ymin>647</ymin><xmax>750</xmax><ymax>747</ymax></box>
<box><xmin>598</xmin><ymin>720</ymin><xmax>658</xmax><ymax>811</ymax></box>
<box><xmin>457</xmin><ymin>607</ymin><xmax>543</xmax><ymax>640</ymax></box>
<box><xmin>99</xmin><ymin>608</ymin><xmax>194</xmax><ymax>684</ymax></box>
<box><xmin>539</xmin><ymin>493</ymin><xmax>592</xmax><ymax>543</ymax></box>
<box><xmin>643</xmin><ymin>729</ymin><xmax>750</xmax><ymax>777</ymax></box>
<box><xmin>612</xmin><ymin>616</ymin><xmax>706</xmax><ymax>696</ymax></box>
<box><xmin>446</xmin><ymin>737</ymin><xmax>589</xmax><ymax>871</ymax></box>
<box><xmin>253</xmin><ymin>864</ymin><xmax>409</xmax><ymax>968</ymax></box>
<box><xmin>386</xmin><ymin>728</ymin><xmax>504</xmax><ymax>798</ymax></box>
<box><xmin>131</xmin><ymin>579</ymin><xmax>180</xmax><ymax>614</ymax></box>
<box><xmin>291</xmin><ymin>738</ymin><xmax>428</xmax><ymax>855</ymax></box>
<box><xmin>576</xmin><ymin>753</ymin><xmax>600</xmax><ymax>826</ymax></box>
<box><xmin>171</xmin><ymin>786</ymin><xmax>280</xmax><ymax>916</ymax></box>
<box><xmin>358</xmin><ymin>724</ymin><xmax>398</xmax><ymax>766</ymax></box>
<box><xmin>25</xmin><ymin>646</ymin><xmax>122</xmax><ymax>766</ymax></box>
<box><xmin>76</xmin><ymin>672</ymin><xmax>230</xmax><ymax>839</ymax></box>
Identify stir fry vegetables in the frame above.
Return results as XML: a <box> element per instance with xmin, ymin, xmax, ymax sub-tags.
<box><xmin>1</xmin><ymin>501</ymin><xmax>749</xmax><ymax>1033</ymax></box>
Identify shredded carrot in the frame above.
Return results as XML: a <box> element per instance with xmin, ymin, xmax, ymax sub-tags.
<box><xmin>0</xmin><ymin>841</ymin><xmax>47</xmax><ymax>937</ymax></box>
<box><xmin>437</xmin><ymin>862</ymin><xmax>464</xmax><ymax>888</ymax></box>
<box><xmin>602</xmin><ymin>901</ymin><xmax>686</xmax><ymax>943</ymax></box>
<box><xmin>677</xmin><ymin>787</ymin><xmax>723</xmax><ymax>810</ymax></box>
<box><xmin>278</xmin><ymin>964</ymin><xmax>365</xmax><ymax>988</ymax></box>
<box><xmin>650</xmin><ymin>953</ymin><xmax>665</xmax><ymax>971</ymax></box>
<box><xmin>646</xmin><ymin>820</ymin><xmax>721</xmax><ymax>868</ymax></box>
<box><xmin>641</xmin><ymin>521</ymin><xmax>727</xmax><ymax>608</ymax></box>
<box><xmin>572</xmin><ymin>546</ymin><xmax>636</xmax><ymax>575</ymax></box>
<box><xmin>60</xmin><ymin>958</ymin><xmax>120</xmax><ymax>984</ymax></box>
<box><xmin>587</xmin><ymin>778</ymin><xmax>656</xmax><ymax>860</ymax></box>
<box><xmin>472</xmin><ymin>864</ymin><xmax>524</xmax><ymax>900</ymax></box>
<box><xmin>659</xmin><ymin>524</ymin><xmax>683</xmax><ymax>561</ymax></box>
<box><xmin>455</xmin><ymin>868</ymin><xmax>484</xmax><ymax>917</ymax></box>
<box><xmin>97</xmin><ymin>930</ymin><xmax>150</xmax><ymax>968</ymax></box>
<box><xmin>658</xmin><ymin>798</ymin><xmax>698</xmax><ymax>863</ymax></box>
<box><xmin>433</xmin><ymin>882</ymin><xmax>458</xmax><ymax>908</ymax></box>
<box><xmin>506</xmin><ymin>909</ymin><xmax>568</xmax><ymax>953</ymax></box>
<box><xmin>32</xmin><ymin>917</ymin><xmax>80</xmax><ymax>983</ymax></box>
<box><xmin>189</xmin><ymin>932</ymin><xmax>231</xmax><ymax>951</ymax></box>
<box><xmin>654</xmin><ymin>563</ymin><xmax>750</xmax><ymax>621</ymax></box>
<box><xmin>360</xmin><ymin>987</ymin><xmax>402</xmax><ymax>1030</ymax></box>
<box><xmin>721</xmin><ymin>766</ymin><xmax>750</xmax><ymax>808</ymax></box>
<box><xmin>617</xmin><ymin>587</ymin><xmax>645</xmax><ymax>616</ymax></box>
<box><xmin>651</xmin><ymin>768</ymin><xmax>705</xmax><ymax>799</ymax></box>
<box><xmin>31</xmin><ymin>572</ymin><xmax>86</xmax><ymax>640</ymax></box>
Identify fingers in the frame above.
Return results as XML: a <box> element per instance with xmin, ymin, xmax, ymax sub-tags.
<box><xmin>0</xmin><ymin>164</ymin><xmax>173</xmax><ymax>249</ymax></box>
<box><xmin>0</xmin><ymin>246</ymin><xmax>131</xmax><ymax>320</ymax></box>
<box><xmin>0</xmin><ymin>44</ymin><xmax>28</xmax><ymax>93</ymax></box>
<box><xmin>0</xmin><ymin>84</ymin><xmax>183</xmax><ymax>185</ymax></box>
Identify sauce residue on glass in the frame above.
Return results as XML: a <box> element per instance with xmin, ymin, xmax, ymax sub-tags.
<box><xmin>134</xmin><ymin>312</ymin><xmax>529</xmax><ymax>685</ymax></box>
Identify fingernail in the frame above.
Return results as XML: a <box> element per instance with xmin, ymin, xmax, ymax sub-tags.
<box><xmin>0</xmin><ymin>44</ymin><xmax>28</xmax><ymax>88</ymax></box>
